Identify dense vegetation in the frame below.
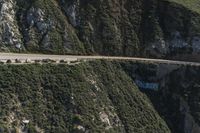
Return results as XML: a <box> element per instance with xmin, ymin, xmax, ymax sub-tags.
<box><xmin>1</xmin><ymin>0</ymin><xmax>200</xmax><ymax>132</ymax></box>
<box><xmin>0</xmin><ymin>61</ymin><xmax>170</xmax><ymax>133</ymax></box>
<box><xmin>0</xmin><ymin>0</ymin><xmax>200</xmax><ymax>61</ymax></box>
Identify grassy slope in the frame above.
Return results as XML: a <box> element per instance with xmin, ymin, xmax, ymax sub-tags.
<box><xmin>166</xmin><ymin>0</ymin><xmax>200</xmax><ymax>13</ymax></box>
<box><xmin>0</xmin><ymin>61</ymin><xmax>170</xmax><ymax>133</ymax></box>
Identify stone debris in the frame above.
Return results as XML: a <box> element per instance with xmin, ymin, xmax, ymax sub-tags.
<box><xmin>22</xmin><ymin>120</ymin><xmax>30</xmax><ymax>124</ymax></box>
<box><xmin>76</xmin><ymin>125</ymin><xmax>86</xmax><ymax>132</ymax></box>
<box><xmin>99</xmin><ymin>112</ymin><xmax>111</xmax><ymax>126</ymax></box>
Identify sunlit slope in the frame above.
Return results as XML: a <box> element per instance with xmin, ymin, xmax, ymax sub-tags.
<box><xmin>166</xmin><ymin>0</ymin><xmax>200</xmax><ymax>13</ymax></box>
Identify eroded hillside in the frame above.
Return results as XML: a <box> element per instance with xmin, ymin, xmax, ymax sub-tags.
<box><xmin>0</xmin><ymin>0</ymin><xmax>200</xmax><ymax>61</ymax></box>
<box><xmin>0</xmin><ymin>60</ymin><xmax>200</xmax><ymax>133</ymax></box>
<box><xmin>0</xmin><ymin>61</ymin><xmax>170</xmax><ymax>133</ymax></box>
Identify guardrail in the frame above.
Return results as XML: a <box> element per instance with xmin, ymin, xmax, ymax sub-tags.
<box><xmin>0</xmin><ymin>58</ymin><xmax>82</xmax><ymax>65</ymax></box>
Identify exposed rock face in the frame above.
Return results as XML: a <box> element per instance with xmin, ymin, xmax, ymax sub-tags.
<box><xmin>60</xmin><ymin>0</ymin><xmax>80</xmax><ymax>27</ymax></box>
<box><xmin>0</xmin><ymin>0</ymin><xmax>22</xmax><ymax>51</ymax></box>
<box><xmin>142</xmin><ymin>0</ymin><xmax>200</xmax><ymax>58</ymax></box>
<box><xmin>25</xmin><ymin>7</ymin><xmax>53</xmax><ymax>50</ymax></box>
<box><xmin>165</xmin><ymin>67</ymin><xmax>200</xmax><ymax>133</ymax></box>
<box><xmin>1</xmin><ymin>0</ymin><xmax>200</xmax><ymax>59</ymax></box>
<box><xmin>15</xmin><ymin>0</ymin><xmax>84</xmax><ymax>54</ymax></box>
<box><xmin>26</xmin><ymin>8</ymin><xmax>51</xmax><ymax>33</ymax></box>
<box><xmin>120</xmin><ymin>61</ymin><xmax>200</xmax><ymax>133</ymax></box>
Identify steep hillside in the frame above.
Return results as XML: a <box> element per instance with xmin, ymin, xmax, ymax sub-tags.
<box><xmin>0</xmin><ymin>61</ymin><xmax>170</xmax><ymax>133</ymax></box>
<box><xmin>167</xmin><ymin>0</ymin><xmax>200</xmax><ymax>13</ymax></box>
<box><xmin>120</xmin><ymin>61</ymin><xmax>200</xmax><ymax>133</ymax></box>
<box><xmin>0</xmin><ymin>0</ymin><xmax>200</xmax><ymax>60</ymax></box>
<box><xmin>1</xmin><ymin>60</ymin><xmax>200</xmax><ymax>133</ymax></box>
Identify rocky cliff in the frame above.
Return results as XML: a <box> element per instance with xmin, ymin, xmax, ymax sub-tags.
<box><xmin>0</xmin><ymin>0</ymin><xmax>200</xmax><ymax>60</ymax></box>
<box><xmin>121</xmin><ymin>61</ymin><xmax>200</xmax><ymax>133</ymax></box>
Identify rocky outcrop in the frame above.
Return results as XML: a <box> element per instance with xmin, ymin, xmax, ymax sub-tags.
<box><xmin>120</xmin><ymin>61</ymin><xmax>200</xmax><ymax>133</ymax></box>
<box><xmin>0</xmin><ymin>0</ymin><xmax>22</xmax><ymax>51</ymax></box>
<box><xmin>0</xmin><ymin>0</ymin><xmax>200</xmax><ymax>60</ymax></box>
<box><xmin>25</xmin><ymin>7</ymin><xmax>54</xmax><ymax>50</ymax></box>
<box><xmin>59</xmin><ymin>0</ymin><xmax>200</xmax><ymax>59</ymax></box>
<box><xmin>141</xmin><ymin>0</ymin><xmax>200</xmax><ymax>58</ymax></box>
<box><xmin>16</xmin><ymin>0</ymin><xmax>84</xmax><ymax>54</ymax></box>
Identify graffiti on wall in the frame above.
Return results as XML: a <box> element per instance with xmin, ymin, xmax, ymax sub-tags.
<box><xmin>135</xmin><ymin>80</ymin><xmax>159</xmax><ymax>91</ymax></box>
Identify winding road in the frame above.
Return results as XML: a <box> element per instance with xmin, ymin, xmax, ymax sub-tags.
<box><xmin>0</xmin><ymin>53</ymin><xmax>200</xmax><ymax>66</ymax></box>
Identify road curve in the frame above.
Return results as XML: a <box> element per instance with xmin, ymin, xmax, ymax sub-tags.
<box><xmin>0</xmin><ymin>52</ymin><xmax>200</xmax><ymax>66</ymax></box>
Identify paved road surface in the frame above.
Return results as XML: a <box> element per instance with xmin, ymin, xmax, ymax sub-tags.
<box><xmin>0</xmin><ymin>53</ymin><xmax>200</xmax><ymax>66</ymax></box>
